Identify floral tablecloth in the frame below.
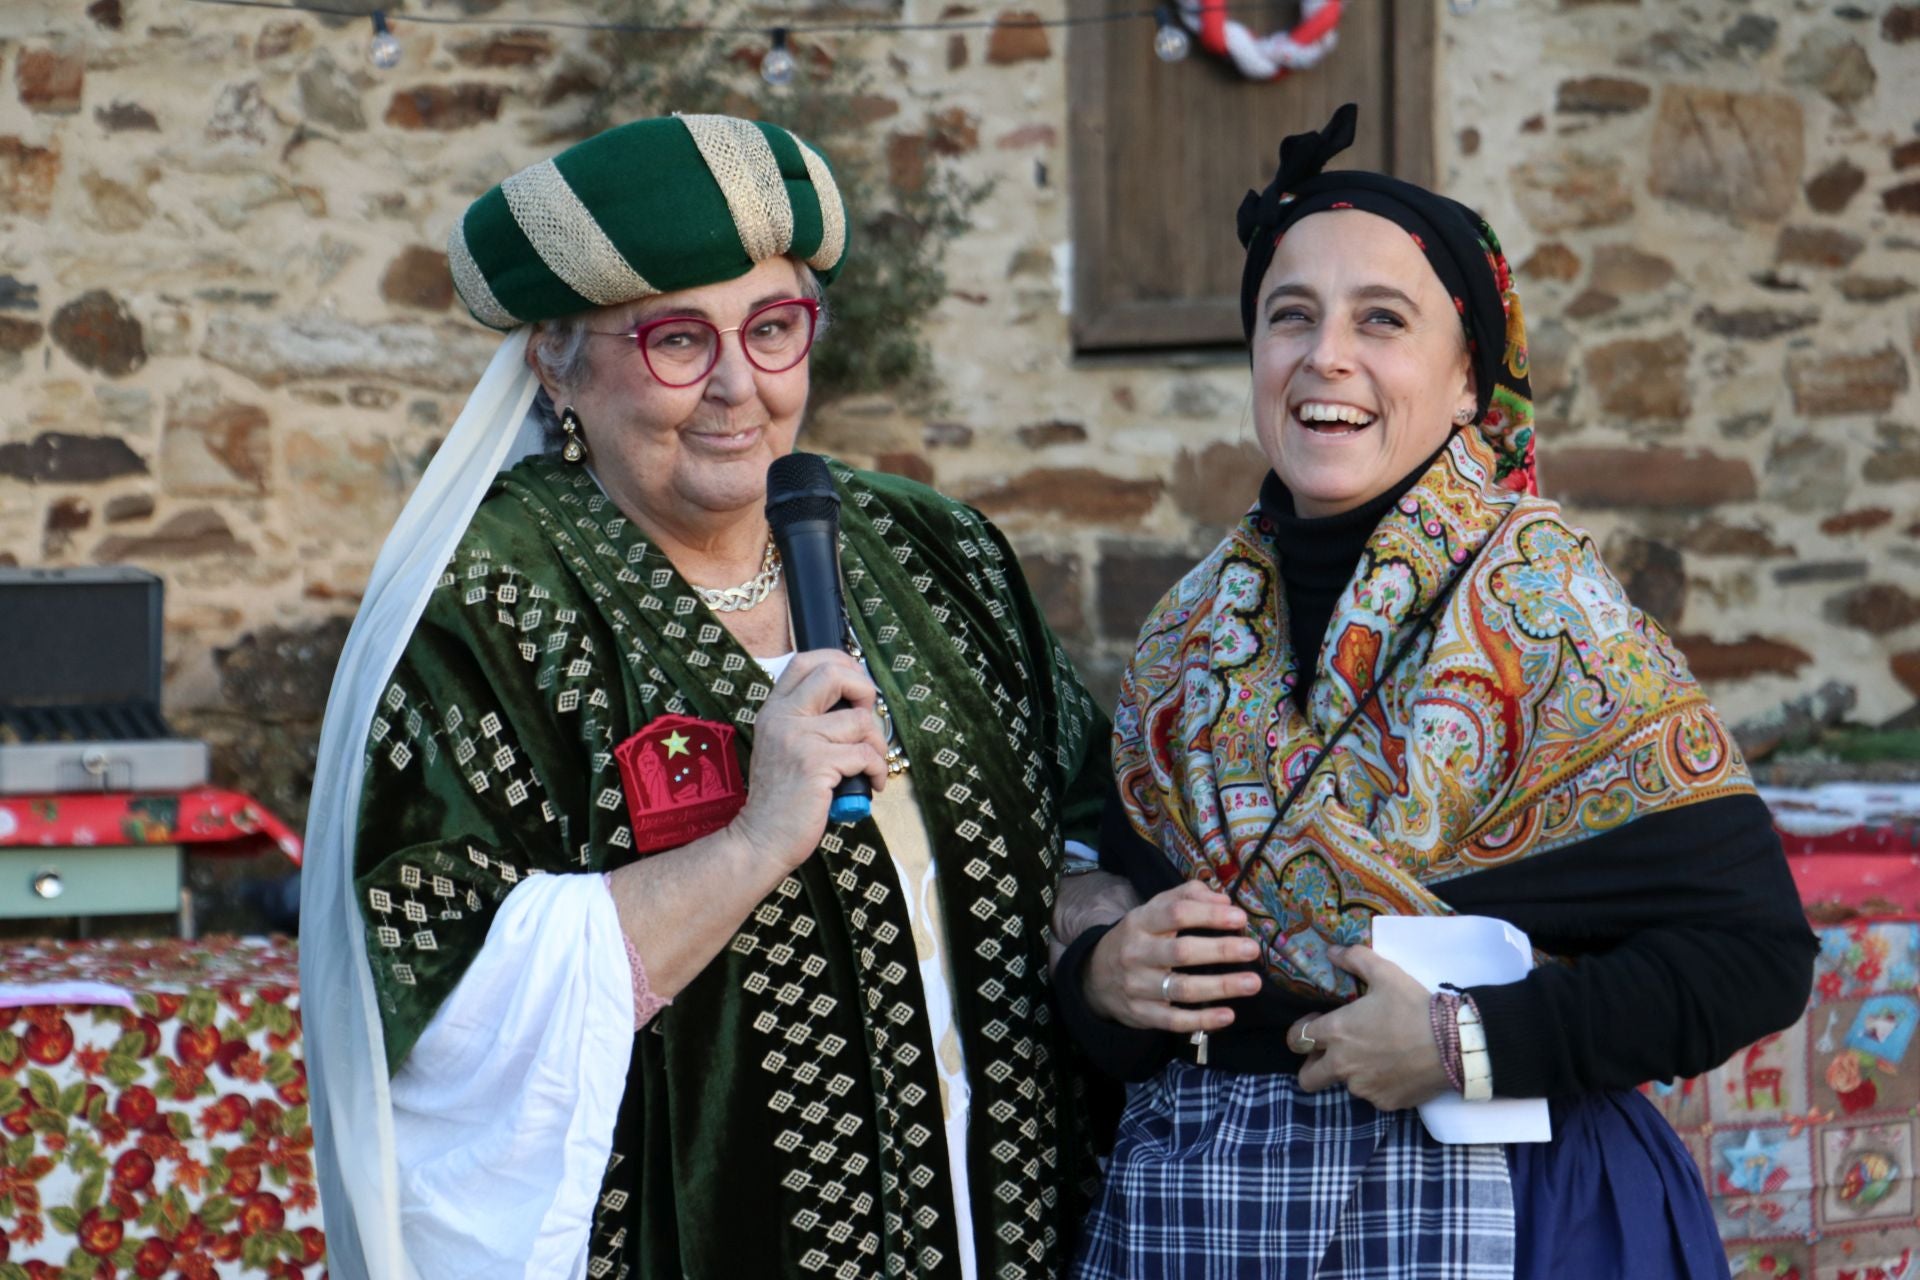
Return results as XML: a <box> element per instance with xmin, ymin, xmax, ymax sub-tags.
<box><xmin>0</xmin><ymin>792</ymin><xmax>302</xmax><ymax>864</ymax></box>
<box><xmin>0</xmin><ymin>937</ymin><xmax>321</xmax><ymax>1279</ymax></box>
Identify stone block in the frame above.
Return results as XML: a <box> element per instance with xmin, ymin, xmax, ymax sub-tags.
<box><xmin>1013</xmin><ymin>549</ymin><xmax>1086</xmax><ymax>637</ymax></box>
<box><xmin>103</xmin><ymin>493</ymin><xmax>153</xmax><ymax>523</ymax></box>
<box><xmin>214</xmin><ymin>617</ymin><xmax>352</xmax><ymax>719</ymax></box>
<box><xmin>94</xmin><ymin>100</ymin><xmax>157</xmax><ymax>132</ymax></box>
<box><xmin>1773</xmin><ymin>560</ymin><xmax>1868</xmax><ymax>585</ymax></box>
<box><xmin>162</xmin><ymin>379</ymin><xmax>271</xmax><ymax>497</ymax></box>
<box><xmin>1776</xmin><ymin>225</ymin><xmax>1863</xmax><ymax>268</ymax></box>
<box><xmin>874</xmin><ymin>451</ymin><xmax>933</xmax><ymax>485</ymax></box>
<box><xmin>1820</xmin><ymin>508</ymin><xmax>1893</xmax><ymax>536</ymax></box>
<box><xmin>1016</xmin><ymin>420</ymin><xmax>1086</xmax><ymax>448</ymax></box>
<box><xmin>996</xmin><ymin>123</ymin><xmax>1056</xmax><ymax>150</ymax></box>
<box><xmin>450</xmin><ymin>31</ymin><xmax>553</xmax><ymax>67</ymax></box>
<box><xmin>987</xmin><ymin>11</ymin><xmax>1050</xmax><ymax>63</ymax></box>
<box><xmin>0</xmin><ymin>136</ymin><xmax>59</xmax><ymax>219</ymax></box>
<box><xmin>1549</xmin><ymin>446</ymin><xmax>1755</xmax><ymax>509</ymax></box>
<box><xmin>200</xmin><ymin>312</ymin><xmax>496</xmax><ymax>393</ymax></box>
<box><xmin>1606</xmin><ymin>533</ymin><xmax>1686</xmax><ymax>626</ymax></box>
<box><xmin>384</xmin><ymin>84</ymin><xmax>504</xmax><ymax>131</ymax></box>
<box><xmin>928</xmin><ymin>107</ymin><xmax>979</xmax><ymax>156</ymax></box>
<box><xmin>1676</xmin><ymin>518</ymin><xmax>1792</xmax><ymax>558</ymax></box>
<box><xmin>1805</xmin><ymin>159</ymin><xmax>1866</xmax><ymax>213</ymax></box>
<box><xmin>92</xmin><ymin>508</ymin><xmax>248</xmax><ymax>561</ymax></box>
<box><xmin>0</xmin><ymin>316</ymin><xmax>43</xmax><ymax>353</ymax></box>
<box><xmin>1554</xmin><ymin>76</ymin><xmax>1649</xmax><ymax>114</ymax></box>
<box><xmin>1886</xmin><ymin>183</ymin><xmax>1920</xmax><ymax>217</ymax></box>
<box><xmin>1585</xmin><ymin>334</ymin><xmax>1690</xmax><ymax>420</ymax></box>
<box><xmin>49</xmin><ymin>290</ymin><xmax>146</xmax><ymax>377</ymax></box>
<box><xmin>1673</xmin><ymin>634</ymin><xmax>1811</xmax><ymax>682</ymax></box>
<box><xmin>1783</xmin><ymin>29</ymin><xmax>1876</xmax><ymax>107</ymax></box>
<box><xmin>1719</xmin><ymin>14</ymin><xmax>1777</xmax><ymax>58</ymax></box>
<box><xmin>1838</xmin><ymin>277</ymin><xmax>1914</xmax><ymax>304</ymax></box>
<box><xmin>964</xmin><ymin>467</ymin><xmax>1163</xmax><ymax>523</ymax></box>
<box><xmin>1096</xmin><ymin>544</ymin><xmax>1194</xmax><ymax>640</ymax></box>
<box><xmin>80</xmin><ymin>171</ymin><xmax>151</xmax><ymax>232</ymax></box>
<box><xmin>1887</xmin><ymin>5</ymin><xmax>1920</xmax><ymax>42</ymax></box>
<box><xmin>1765</xmin><ymin>434</ymin><xmax>1849</xmax><ymax>512</ymax></box>
<box><xmin>379</xmin><ymin>246</ymin><xmax>453</xmax><ymax>311</ymax></box>
<box><xmin>298</xmin><ymin>51</ymin><xmax>366</xmax><ymax>132</ymax></box>
<box><xmin>284</xmin><ymin>430</ymin><xmax>410</xmax><ymax>536</ymax></box>
<box><xmin>1786</xmin><ymin>346</ymin><xmax>1910</xmax><ymax>416</ymax></box>
<box><xmin>1171</xmin><ymin>440</ymin><xmax>1266</xmax><ymax>528</ymax></box>
<box><xmin>17</xmin><ymin>49</ymin><xmax>83</xmax><ymax>114</ymax></box>
<box><xmin>1647</xmin><ymin>87</ymin><xmax>1803</xmax><ymax>223</ymax></box>
<box><xmin>87</xmin><ymin>0</ymin><xmax>122</xmax><ymax>29</ymax></box>
<box><xmin>887</xmin><ymin>132</ymin><xmax>928</xmax><ymax>194</ymax></box>
<box><xmin>0</xmin><ymin>433</ymin><xmax>147</xmax><ymax>484</ymax></box>
<box><xmin>1520</xmin><ymin>242</ymin><xmax>1580</xmax><ymax>283</ymax></box>
<box><xmin>1827</xmin><ymin>583</ymin><xmax>1920</xmax><ymax>634</ymax></box>
<box><xmin>1588</xmin><ymin>244</ymin><xmax>1674</xmax><ymax>294</ymax></box>
<box><xmin>1510</xmin><ymin>152</ymin><xmax>1633</xmax><ymax>231</ymax></box>
<box><xmin>1693</xmin><ymin>305</ymin><xmax>1818</xmax><ymax>339</ymax></box>
<box><xmin>1892</xmin><ymin>650</ymin><xmax>1920</xmax><ymax>699</ymax></box>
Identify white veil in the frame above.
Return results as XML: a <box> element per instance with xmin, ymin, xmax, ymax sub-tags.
<box><xmin>299</xmin><ymin>329</ymin><xmax>541</xmax><ymax>1280</ymax></box>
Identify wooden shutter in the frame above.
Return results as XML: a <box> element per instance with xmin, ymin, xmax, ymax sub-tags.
<box><xmin>1068</xmin><ymin>0</ymin><xmax>1436</xmax><ymax>350</ymax></box>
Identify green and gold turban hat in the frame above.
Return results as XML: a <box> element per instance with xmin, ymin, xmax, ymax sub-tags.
<box><xmin>447</xmin><ymin>113</ymin><xmax>850</xmax><ymax>331</ymax></box>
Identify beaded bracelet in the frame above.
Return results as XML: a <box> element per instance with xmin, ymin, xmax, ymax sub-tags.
<box><xmin>1428</xmin><ymin>990</ymin><xmax>1465</xmax><ymax>1093</ymax></box>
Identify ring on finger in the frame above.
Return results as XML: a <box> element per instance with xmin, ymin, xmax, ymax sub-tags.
<box><xmin>1290</xmin><ymin>1023</ymin><xmax>1317</xmax><ymax>1055</ymax></box>
<box><xmin>1161</xmin><ymin>972</ymin><xmax>1178</xmax><ymax>1004</ymax></box>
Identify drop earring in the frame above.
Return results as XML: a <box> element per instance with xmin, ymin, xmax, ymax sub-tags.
<box><xmin>560</xmin><ymin>405</ymin><xmax>589</xmax><ymax>464</ymax></box>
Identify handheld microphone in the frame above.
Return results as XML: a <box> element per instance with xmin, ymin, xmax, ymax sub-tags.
<box><xmin>765</xmin><ymin>452</ymin><xmax>871</xmax><ymax>825</ymax></box>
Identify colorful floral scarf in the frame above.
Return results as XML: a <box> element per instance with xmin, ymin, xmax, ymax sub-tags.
<box><xmin>1111</xmin><ymin>427</ymin><xmax>1755</xmax><ymax>1001</ymax></box>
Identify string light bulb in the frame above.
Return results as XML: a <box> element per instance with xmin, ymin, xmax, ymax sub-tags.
<box><xmin>368</xmin><ymin>11</ymin><xmax>402</xmax><ymax>68</ymax></box>
<box><xmin>761</xmin><ymin>28</ymin><xmax>796</xmax><ymax>87</ymax></box>
<box><xmin>1153</xmin><ymin>7</ymin><xmax>1191</xmax><ymax>62</ymax></box>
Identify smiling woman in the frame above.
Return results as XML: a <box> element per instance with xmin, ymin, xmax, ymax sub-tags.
<box><xmin>1051</xmin><ymin>104</ymin><xmax>1813</xmax><ymax>1280</ymax></box>
<box><xmin>300</xmin><ymin>113</ymin><xmax>1111</xmax><ymax>1280</ymax></box>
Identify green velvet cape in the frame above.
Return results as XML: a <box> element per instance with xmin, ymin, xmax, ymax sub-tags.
<box><xmin>352</xmin><ymin>456</ymin><xmax>1109</xmax><ymax>1279</ymax></box>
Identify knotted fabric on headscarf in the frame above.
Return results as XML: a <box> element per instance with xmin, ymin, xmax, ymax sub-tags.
<box><xmin>1238</xmin><ymin>103</ymin><xmax>1536</xmax><ymax>494</ymax></box>
<box><xmin>448</xmin><ymin>113</ymin><xmax>850</xmax><ymax>331</ymax></box>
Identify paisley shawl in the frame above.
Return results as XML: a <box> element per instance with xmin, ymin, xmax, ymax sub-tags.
<box><xmin>1111</xmin><ymin>426</ymin><xmax>1754</xmax><ymax>1003</ymax></box>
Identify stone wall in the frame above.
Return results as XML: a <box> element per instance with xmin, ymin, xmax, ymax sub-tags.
<box><xmin>1</xmin><ymin>0</ymin><xmax>1916</xmax><ymax>826</ymax></box>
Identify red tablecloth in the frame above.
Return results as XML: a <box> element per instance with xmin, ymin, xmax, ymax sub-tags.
<box><xmin>0</xmin><ymin>937</ymin><xmax>321</xmax><ymax>1278</ymax></box>
<box><xmin>0</xmin><ymin>790</ymin><xmax>301</xmax><ymax>866</ymax></box>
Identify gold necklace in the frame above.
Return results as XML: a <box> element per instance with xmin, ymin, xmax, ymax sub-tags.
<box><xmin>691</xmin><ymin>537</ymin><xmax>782</xmax><ymax>613</ymax></box>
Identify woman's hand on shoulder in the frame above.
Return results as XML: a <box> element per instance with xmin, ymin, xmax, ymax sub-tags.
<box><xmin>1291</xmin><ymin>944</ymin><xmax>1451</xmax><ymax>1111</ymax></box>
<box><xmin>1083</xmin><ymin>881</ymin><xmax>1263</xmax><ymax>1033</ymax></box>
<box><xmin>727</xmin><ymin>650</ymin><xmax>890</xmax><ymax>872</ymax></box>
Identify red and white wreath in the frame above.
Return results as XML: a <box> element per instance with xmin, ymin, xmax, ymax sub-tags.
<box><xmin>1170</xmin><ymin>0</ymin><xmax>1343</xmax><ymax>80</ymax></box>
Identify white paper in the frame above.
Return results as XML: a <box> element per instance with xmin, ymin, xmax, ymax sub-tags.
<box><xmin>0</xmin><ymin>981</ymin><xmax>135</xmax><ymax>1009</ymax></box>
<box><xmin>1369</xmin><ymin>915</ymin><xmax>1552</xmax><ymax>1145</ymax></box>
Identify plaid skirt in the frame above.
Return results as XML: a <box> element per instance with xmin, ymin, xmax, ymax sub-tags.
<box><xmin>1072</xmin><ymin>1062</ymin><xmax>1516</xmax><ymax>1280</ymax></box>
<box><xmin>1073</xmin><ymin>1064</ymin><xmax>1730</xmax><ymax>1280</ymax></box>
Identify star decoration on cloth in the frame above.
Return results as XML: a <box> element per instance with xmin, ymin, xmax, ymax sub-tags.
<box><xmin>1723</xmin><ymin>1128</ymin><xmax>1784</xmax><ymax>1194</ymax></box>
<box><xmin>662</xmin><ymin>730</ymin><xmax>690</xmax><ymax>757</ymax></box>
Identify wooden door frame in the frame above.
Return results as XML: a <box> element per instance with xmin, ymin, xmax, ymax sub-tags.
<box><xmin>1067</xmin><ymin>0</ymin><xmax>1437</xmax><ymax>351</ymax></box>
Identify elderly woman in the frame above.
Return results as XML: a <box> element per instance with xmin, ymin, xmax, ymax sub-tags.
<box><xmin>302</xmin><ymin>115</ymin><xmax>1108</xmax><ymax>1280</ymax></box>
<box><xmin>1051</xmin><ymin>105</ymin><xmax>1815</xmax><ymax>1279</ymax></box>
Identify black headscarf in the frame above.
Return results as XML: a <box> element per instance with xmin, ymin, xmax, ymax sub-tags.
<box><xmin>1236</xmin><ymin>103</ymin><xmax>1537</xmax><ymax>493</ymax></box>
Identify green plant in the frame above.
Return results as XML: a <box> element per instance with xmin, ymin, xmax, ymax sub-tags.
<box><xmin>582</xmin><ymin>2</ymin><xmax>987</xmax><ymax>405</ymax></box>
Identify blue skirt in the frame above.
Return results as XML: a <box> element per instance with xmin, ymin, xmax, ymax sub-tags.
<box><xmin>1074</xmin><ymin>1063</ymin><xmax>1728</xmax><ymax>1280</ymax></box>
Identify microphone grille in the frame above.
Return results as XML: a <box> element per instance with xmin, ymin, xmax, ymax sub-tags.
<box><xmin>766</xmin><ymin>452</ymin><xmax>841</xmax><ymax>530</ymax></box>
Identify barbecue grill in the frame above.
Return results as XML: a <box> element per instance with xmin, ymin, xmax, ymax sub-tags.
<box><xmin>1</xmin><ymin>566</ymin><xmax>204</xmax><ymax>926</ymax></box>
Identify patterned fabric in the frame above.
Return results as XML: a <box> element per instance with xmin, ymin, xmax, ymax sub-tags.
<box><xmin>0</xmin><ymin>937</ymin><xmax>321</xmax><ymax>1279</ymax></box>
<box><xmin>1073</xmin><ymin>1062</ymin><xmax>1515</xmax><ymax>1280</ymax></box>
<box><xmin>1641</xmin><ymin>918</ymin><xmax>1920</xmax><ymax>1280</ymax></box>
<box><xmin>0</xmin><ymin>789</ymin><xmax>302</xmax><ymax>863</ymax></box>
<box><xmin>1235</xmin><ymin>102</ymin><xmax>1537</xmax><ymax>493</ymax></box>
<box><xmin>1111</xmin><ymin>425</ymin><xmax>1754</xmax><ymax>1004</ymax></box>
<box><xmin>450</xmin><ymin>113</ymin><xmax>848</xmax><ymax>330</ymax></box>
<box><xmin>352</xmin><ymin>457</ymin><xmax>1107</xmax><ymax>1279</ymax></box>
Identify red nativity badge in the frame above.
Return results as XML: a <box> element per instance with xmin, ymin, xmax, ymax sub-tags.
<box><xmin>614</xmin><ymin>714</ymin><xmax>748</xmax><ymax>854</ymax></box>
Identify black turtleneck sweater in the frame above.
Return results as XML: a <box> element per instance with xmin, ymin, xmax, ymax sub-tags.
<box><xmin>1056</xmin><ymin>466</ymin><xmax>1816</xmax><ymax>1099</ymax></box>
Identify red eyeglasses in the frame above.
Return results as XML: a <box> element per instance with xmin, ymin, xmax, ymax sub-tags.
<box><xmin>586</xmin><ymin>297</ymin><xmax>819</xmax><ymax>387</ymax></box>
